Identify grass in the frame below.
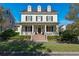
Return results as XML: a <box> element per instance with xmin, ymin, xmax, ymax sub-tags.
<box><xmin>1</xmin><ymin>35</ymin><xmax>79</xmax><ymax>52</ymax></box>
<box><xmin>43</xmin><ymin>43</ymin><xmax>79</xmax><ymax>52</ymax></box>
<box><xmin>0</xmin><ymin>39</ymin><xmax>79</xmax><ymax>52</ymax></box>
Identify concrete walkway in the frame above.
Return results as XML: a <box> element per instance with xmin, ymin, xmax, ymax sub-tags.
<box><xmin>46</xmin><ymin>52</ymin><xmax>79</xmax><ymax>56</ymax></box>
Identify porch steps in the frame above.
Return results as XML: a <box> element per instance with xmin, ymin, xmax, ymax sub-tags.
<box><xmin>32</xmin><ymin>34</ymin><xmax>48</xmax><ymax>42</ymax></box>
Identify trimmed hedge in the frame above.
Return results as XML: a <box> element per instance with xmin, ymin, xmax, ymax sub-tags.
<box><xmin>47</xmin><ymin>36</ymin><xmax>61</xmax><ymax>40</ymax></box>
<box><xmin>10</xmin><ymin>35</ymin><xmax>31</xmax><ymax>40</ymax></box>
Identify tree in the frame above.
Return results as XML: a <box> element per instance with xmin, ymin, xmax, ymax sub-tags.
<box><xmin>66</xmin><ymin>23</ymin><xmax>75</xmax><ymax>30</ymax></box>
<box><xmin>65</xmin><ymin>4</ymin><xmax>79</xmax><ymax>35</ymax></box>
<box><xmin>66</xmin><ymin>4</ymin><xmax>79</xmax><ymax>21</ymax></box>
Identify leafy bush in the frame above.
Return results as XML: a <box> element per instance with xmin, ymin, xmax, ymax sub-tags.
<box><xmin>0</xmin><ymin>29</ymin><xmax>19</xmax><ymax>40</ymax></box>
<box><xmin>0</xmin><ymin>40</ymin><xmax>45</xmax><ymax>53</ymax></box>
<box><xmin>61</xmin><ymin>30</ymin><xmax>77</xmax><ymax>43</ymax></box>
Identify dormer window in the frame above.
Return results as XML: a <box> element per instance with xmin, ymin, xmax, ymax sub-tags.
<box><xmin>37</xmin><ymin>5</ymin><xmax>41</xmax><ymax>12</ymax></box>
<box><xmin>47</xmin><ymin>5</ymin><xmax>51</xmax><ymax>12</ymax></box>
<box><xmin>27</xmin><ymin>5</ymin><xmax>32</xmax><ymax>12</ymax></box>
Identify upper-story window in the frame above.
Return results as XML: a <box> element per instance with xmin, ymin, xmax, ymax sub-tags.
<box><xmin>46</xmin><ymin>16</ymin><xmax>53</xmax><ymax>21</ymax></box>
<box><xmin>36</xmin><ymin>16</ymin><xmax>42</xmax><ymax>21</ymax></box>
<box><xmin>26</xmin><ymin>16</ymin><xmax>32</xmax><ymax>21</ymax></box>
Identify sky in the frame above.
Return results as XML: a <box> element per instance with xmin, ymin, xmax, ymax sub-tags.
<box><xmin>0</xmin><ymin>3</ymin><xmax>73</xmax><ymax>26</ymax></box>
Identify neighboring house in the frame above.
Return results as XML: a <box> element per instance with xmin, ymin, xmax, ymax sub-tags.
<box><xmin>17</xmin><ymin>5</ymin><xmax>59</xmax><ymax>41</ymax></box>
<box><xmin>59</xmin><ymin>25</ymin><xmax>66</xmax><ymax>31</ymax></box>
<box><xmin>0</xmin><ymin>7</ymin><xmax>15</xmax><ymax>32</ymax></box>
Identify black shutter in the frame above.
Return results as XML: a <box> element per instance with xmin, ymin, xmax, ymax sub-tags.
<box><xmin>26</xmin><ymin>16</ymin><xmax>27</xmax><ymax>21</ymax></box>
<box><xmin>36</xmin><ymin>16</ymin><xmax>37</xmax><ymax>21</ymax></box>
<box><xmin>41</xmin><ymin>16</ymin><xmax>42</xmax><ymax>21</ymax></box>
<box><xmin>46</xmin><ymin>16</ymin><xmax>48</xmax><ymax>21</ymax></box>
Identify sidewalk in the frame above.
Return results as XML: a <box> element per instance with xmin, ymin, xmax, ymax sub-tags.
<box><xmin>47</xmin><ymin>52</ymin><xmax>79</xmax><ymax>56</ymax></box>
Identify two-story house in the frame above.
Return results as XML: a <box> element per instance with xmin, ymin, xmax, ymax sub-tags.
<box><xmin>17</xmin><ymin>5</ymin><xmax>59</xmax><ymax>41</ymax></box>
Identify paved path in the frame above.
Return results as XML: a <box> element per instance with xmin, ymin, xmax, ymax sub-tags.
<box><xmin>47</xmin><ymin>52</ymin><xmax>79</xmax><ymax>56</ymax></box>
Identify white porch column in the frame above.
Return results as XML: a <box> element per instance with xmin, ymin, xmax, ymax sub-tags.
<box><xmin>32</xmin><ymin>25</ymin><xmax>34</xmax><ymax>35</ymax></box>
<box><xmin>45</xmin><ymin>25</ymin><xmax>46</xmax><ymax>34</ymax></box>
<box><xmin>19</xmin><ymin>25</ymin><xmax>22</xmax><ymax>35</ymax></box>
<box><xmin>56</xmin><ymin>25</ymin><xmax>59</xmax><ymax>32</ymax></box>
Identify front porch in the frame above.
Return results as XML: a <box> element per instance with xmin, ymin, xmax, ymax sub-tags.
<box><xmin>20</xmin><ymin>23</ymin><xmax>59</xmax><ymax>36</ymax></box>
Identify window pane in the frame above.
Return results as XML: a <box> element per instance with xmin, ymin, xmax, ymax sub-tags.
<box><xmin>36</xmin><ymin>16</ymin><xmax>42</xmax><ymax>21</ymax></box>
<box><xmin>48</xmin><ymin>16</ymin><xmax>51</xmax><ymax>21</ymax></box>
<box><xmin>27</xmin><ymin>16</ymin><xmax>32</xmax><ymax>21</ymax></box>
<box><xmin>37</xmin><ymin>16</ymin><xmax>42</xmax><ymax>21</ymax></box>
<box><xmin>51</xmin><ymin>26</ymin><xmax>53</xmax><ymax>32</ymax></box>
<box><xmin>46</xmin><ymin>16</ymin><xmax>52</xmax><ymax>21</ymax></box>
<box><xmin>46</xmin><ymin>26</ymin><xmax>53</xmax><ymax>32</ymax></box>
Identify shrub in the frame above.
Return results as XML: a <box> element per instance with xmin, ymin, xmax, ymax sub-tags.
<box><xmin>47</xmin><ymin>36</ymin><xmax>61</xmax><ymax>41</ymax></box>
<box><xmin>0</xmin><ymin>29</ymin><xmax>19</xmax><ymax>40</ymax></box>
<box><xmin>61</xmin><ymin>30</ymin><xmax>77</xmax><ymax>43</ymax></box>
<box><xmin>10</xmin><ymin>35</ymin><xmax>31</xmax><ymax>40</ymax></box>
<box><xmin>0</xmin><ymin>40</ymin><xmax>45</xmax><ymax>53</ymax></box>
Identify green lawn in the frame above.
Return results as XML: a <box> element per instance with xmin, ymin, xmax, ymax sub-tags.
<box><xmin>0</xmin><ymin>38</ymin><xmax>79</xmax><ymax>52</ymax></box>
<box><xmin>43</xmin><ymin>43</ymin><xmax>79</xmax><ymax>52</ymax></box>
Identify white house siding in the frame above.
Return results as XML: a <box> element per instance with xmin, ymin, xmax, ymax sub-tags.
<box><xmin>21</xmin><ymin>14</ymin><xmax>58</xmax><ymax>23</ymax></box>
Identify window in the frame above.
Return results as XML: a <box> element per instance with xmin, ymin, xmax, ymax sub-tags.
<box><xmin>48</xmin><ymin>16</ymin><xmax>51</xmax><ymax>21</ymax></box>
<box><xmin>36</xmin><ymin>16</ymin><xmax>42</xmax><ymax>21</ymax></box>
<box><xmin>37</xmin><ymin>5</ymin><xmax>41</xmax><ymax>12</ymax></box>
<box><xmin>46</xmin><ymin>16</ymin><xmax>53</xmax><ymax>21</ymax></box>
<box><xmin>47</xmin><ymin>5</ymin><xmax>51</xmax><ymax>12</ymax></box>
<box><xmin>46</xmin><ymin>26</ymin><xmax>53</xmax><ymax>32</ymax></box>
<box><xmin>26</xmin><ymin>16</ymin><xmax>32</xmax><ymax>21</ymax></box>
<box><xmin>28</xmin><ymin>26</ymin><xmax>32</xmax><ymax>32</ymax></box>
<box><xmin>27</xmin><ymin>5</ymin><xmax>31</xmax><ymax>12</ymax></box>
<box><xmin>25</xmin><ymin>26</ymin><xmax>32</xmax><ymax>32</ymax></box>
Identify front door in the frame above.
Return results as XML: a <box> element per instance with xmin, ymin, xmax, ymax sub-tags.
<box><xmin>38</xmin><ymin>28</ymin><xmax>41</xmax><ymax>34</ymax></box>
